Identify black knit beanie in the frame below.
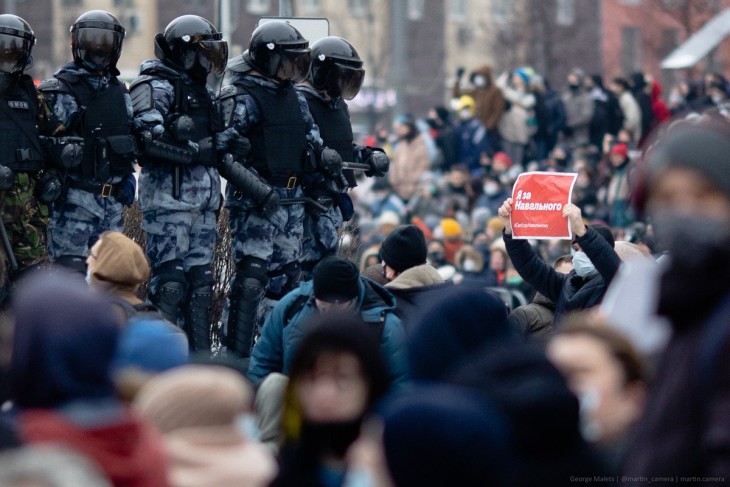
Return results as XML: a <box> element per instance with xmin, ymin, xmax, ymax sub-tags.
<box><xmin>312</xmin><ymin>256</ymin><xmax>360</xmax><ymax>303</ymax></box>
<box><xmin>379</xmin><ymin>225</ymin><xmax>428</xmax><ymax>273</ymax></box>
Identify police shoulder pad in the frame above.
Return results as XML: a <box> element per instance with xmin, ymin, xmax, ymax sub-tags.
<box><xmin>130</xmin><ymin>76</ymin><xmax>154</xmax><ymax>113</ymax></box>
<box><xmin>37</xmin><ymin>78</ymin><xmax>61</xmax><ymax>92</ymax></box>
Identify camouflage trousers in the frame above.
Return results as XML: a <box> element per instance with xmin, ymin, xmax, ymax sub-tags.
<box><xmin>0</xmin><ymin>173</ymin><xmax>48</xmax><ymax>290</ymax></box>
<box><xmin>47</xmin><ymin>188</ymin><xmax>124</xmax><ymax>261</ymax></box>
<box><xmin>301</xmin><ymin>204</ymin><xmax>343</xmax><ymax>270</ymax></box>
<box><xmin>227</xmin><ymin>185</ymin><xmax>305</xmax><ymax>296</ymax></box>
<box><xmin>142</xmin><ymin>209</ymin><xmax>218</xmax><ymax>293</ymax></box>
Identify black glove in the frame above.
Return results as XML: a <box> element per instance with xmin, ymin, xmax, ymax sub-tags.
<box><xmin>0</xmin><ymin>165</ymin><xmax>13</xmax><ymax>191</ymax></box>
<box><xmin>116</xmin><ymin>174</ymin><xmax>136</xmax><ymax>206</ymax></box>
<box><xmin>44</xmin><ymin>136</ymin><xmax>84</xmax><ymax>169</ymax></box>
<box><xmin>193</xmin><ymin>137</ymin><xmax>215</xmax><ymax>165</ymax></box>
<box><xmin>365</xmin><ymin>150</ymin><xmax>390</xmax><ymax>177</ymax></box>
<box><xmin>456</xmin><ymin>66</ymin><xmax>465</xmax><ymax>79</ymax></box>
<box><xmin>319</xmin><ymin>147</ymin><xmax>342</xmax><ymax>178</ymax></box>
<box><xmin>229</xmin><ymin>135</ymin><xmax>252</xmax><ymax>162</ymax></box>
<box><xmin>260</xmin><ymin>189</ymin><xmax>280</xmax><ymax>218</ymax></box>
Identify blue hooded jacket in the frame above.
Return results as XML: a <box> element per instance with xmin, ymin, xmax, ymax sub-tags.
<box><xmin>248</xmin><ymin>277</ymin><xmax>408</xmax><ymax>386</ymax></box>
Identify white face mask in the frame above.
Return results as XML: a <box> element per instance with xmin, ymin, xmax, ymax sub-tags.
<box><xmin>484</xmin><ymin>182</ymin><xmax>500</xmax><ymax>196</ymax></box>
<box><xmin>571</xmin><ymin>251</ymin><xmax>596</xmax><ymax>277</ymax></box>
<box><xmin>459</xmin><ymin>108</ymin><xmax>472</xmax><ymax>120</ymax></box>
<box><xmin>85</xmin><ymin>269</ymin><xmax>92</xmax><ymax>286</ymax></box>
<box><xmin>462</xmin><ymin>258</ymin><xmax>477</xmax><ymax>272</ymax></box>
<box><xmin>472</xmin><ymin>75</ymin><xmax>486</xmax><ymax>87</ymax></box>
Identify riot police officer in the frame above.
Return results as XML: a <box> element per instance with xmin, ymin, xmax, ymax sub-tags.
<box><xmin>130</xmin><ymin>15</ymin><xmax>229</xmax><ymax>352</ymax></box>
<box><xmin>39</xmin><ymin>10</ymin><xmax>137</xmax><ymax>274</ymax></box>
<box><xmin>217</xmin><ymin>21</ymin><xmax>341</xmax><ymax>362</ymax></box>
<box><xmin>296</xmin><ymin>36</ymin><xmax>389</xmax><ymax>275</ymax></box>
<box><xmin>0</xmin><ymin>14</ymin><xmax>58</xmax><ymax>300</ymax></box>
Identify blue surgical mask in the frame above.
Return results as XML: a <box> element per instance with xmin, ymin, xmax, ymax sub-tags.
<box><xmin>85</xmin><ymin>269</ymin><xmax>92</xmax><ymax>286</ymax></box>
<box><xmin>572</xmin><ymin>251</ymin><xmax>595</xmax><ymax>277</ymax></box>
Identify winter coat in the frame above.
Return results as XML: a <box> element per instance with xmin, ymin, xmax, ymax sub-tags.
<box><xmin>508</xmin><ymin>292</ymin><xmax>555</xmax><ymax>344</ymax></box>
<box><xmin>623</xmin><ymin>294</ymin><xmax>730</xmax><ymax>479</ymax></box>
<box><xmin>561</xmin><ymin>89</ymin><xmax>595</xmax><ymax>147</ymax></box>
<box><xmin>453</xmin><ymin>65</ymin><xmax>505</xmax><ymax>130</ymax></box>
<box><xmin>497</xmin><ymin>81</ymin><xmax>535</xmax><ymax>145</ymax></box>
<box><xmin>618</xmin><ymin>91</ymin><xmax>642</xmax><ymax>143</ymax></box>
<box><xmin>248</xmin><ymin>279</ymin><xmax>408</xmax><ymax>386</ymax></box>
<box><xmin>385</xmin><ymin>264</ymin><xmax>454</xmax><ymax>332</ymax></box>
<box><xmin>504</xmin><ymin>226</ymin><xmax>620</xmax><ymax>324</ymax></box>
<box><xmin>19</xmin><ymin>403</ymin><xmax>169</xmax><ymax>487</ymax></box>
<box><xmin>650</xmin><ymin>80</ymin><xmax>671</xmax><ymax>126</ymax></box>
<box><xmin>388</xmin><ymin>134</ymin><xmax>430</xmax><ymax>202</ymax></box>
<box><xmin>454</xmin><ymin>118</ymin><xmax>490</xmax><ymax>173</ymax></box>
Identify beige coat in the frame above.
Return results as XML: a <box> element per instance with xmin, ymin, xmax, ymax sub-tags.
<box><xmin>388</xmin><ymin>135</ymin><xmax>431</xmax><ymax>202</ymax></box>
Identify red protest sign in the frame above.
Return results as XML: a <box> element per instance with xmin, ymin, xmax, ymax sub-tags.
<box><xmin>510</xmin><ymin>172</ymin><xmax>578</xmax><ymax>239</ymax></box>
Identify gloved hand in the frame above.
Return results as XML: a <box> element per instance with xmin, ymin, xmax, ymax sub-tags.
<box><xmin>116</xmin><ymin>174</ymin><xmax>136</xmax><ymax>206</ymax></box>
<box><xmin>319</xmin><ymin>147</ymin><xmax>342</xmax><ymax>178</ymax></box>
<box><xmin>193</xmin><ymin>136</ymin><xmax>215</xmax><ymax>165</ymax></box>
<box><xmin>456</xmin><ymin>66</ymin><xmax>465</xmax><ymax>79</ymax></box>
<box><xmin>56</xmin><ymin>137</ymin><xmax>84</xmax><ymax>169</ymax></box>
<box><xmin>365</xmin><ymin>150</ymin><xmax>390</xmax><ymax>177</ymax></box>
<box><xmin>0</xmin><ymin>165</ymin><xmax>13</xmax><ymax>191</ymax></box>
<box><xmin>229</xmin><ymin>135</ymin><xmax>252</xmax><ymax>162</ymax></box>
<box><xmin>259</xmin><ymin>189</ymin><xmax>280</xmax><ymax>218</ymax></box>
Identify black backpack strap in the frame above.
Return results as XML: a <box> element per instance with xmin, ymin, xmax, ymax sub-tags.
<box><xmin>283</xmin><ymin>294</ymin><xmax>311</xmax><ymax>327</ymax></box>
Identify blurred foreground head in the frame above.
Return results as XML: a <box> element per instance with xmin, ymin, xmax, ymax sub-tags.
<box><xmin>11</xmin><ymin>272</ymin><xmax>122</xmax><ymax>409</ymax></box>
<box><xmin>640</xmin><ymin>117</ymin><xmax>730</xmax><ymax>327</ymax></box>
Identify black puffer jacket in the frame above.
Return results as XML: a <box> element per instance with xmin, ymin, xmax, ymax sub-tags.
<box><xmin>504</xmin><ymin>226</ymin><xmax>620</xmax><ymax>325</ymax></box>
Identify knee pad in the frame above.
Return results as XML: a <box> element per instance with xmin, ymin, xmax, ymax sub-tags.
<box><xmin>54</xmin><ymin>255</ymin><xmax>86</xmax><ymax>274</ymax></box>
<box><xmin>151</xmin><ymin>260</ymin><xmax>186</xmax><ymax>322</ymax></box>
<box><xmin>152</xmin><ymin>259</ymin><xmax>186</xmax><ymax>286</ymax></box>
<box><xmin>234</xmin><ymin>256</ymin><xmax>269</xmax><ymax>286</ymax></box>
<box><xmin>187</xmin><ymin>264</ymin><xmax>215</xmax><ymax>290</ymax></box>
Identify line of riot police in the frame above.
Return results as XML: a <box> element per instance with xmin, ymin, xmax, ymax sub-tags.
<box><xmin>0</xmin><ymin>10</ymin><xmax>389</xmax><ymax>361</ymax></box>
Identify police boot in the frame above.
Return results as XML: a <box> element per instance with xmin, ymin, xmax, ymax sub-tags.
<box><xmin>150</xmin><ymin>260</ymin><xmax>186</xmax><ymax>325</ymax></box>
<box><xmin>227</xmin><ymin>257</ymin><xmax>268</xmax><ymax>362</ymax></box>
<box><xmin>185</xmin><ymin>265</ymin><xmax>214</xmax><ymax>353</ymax></box>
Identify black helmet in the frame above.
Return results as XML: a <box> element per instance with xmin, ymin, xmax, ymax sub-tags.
<box><xmin>155</xmin><ymin>15</ymin><xmax>228</xmax><ymax>78</ymax></box>
<box><xmin>310</xmin><ymin>36</ymin><xmax>364</xmax><ymax>100</ymax></box>
<box><xmin>246</xmin><ymin>21</ymin><xmax>311</xmax><ymax>82</ymax></box>
<box><xmin>0</xmin><ymin>14</ymin><xmax>35</xmax><ymax>75</ymax></box>
<box><xmin>71</xmin><ymin>10</ymin><xmax>125</xmax><ymax>73</ymax></box>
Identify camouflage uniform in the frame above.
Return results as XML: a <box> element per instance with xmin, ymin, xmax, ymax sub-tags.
<box><xmin>132</xmin><ymin>59</ymin><xmax>221</xmax><ymax>350</ymax></box>
<box><xmin>40</xmin><ymin>63</ymin><xmax>135</xmax><ymax>272</ymax></box>
<box><xmin>0</xmin><ymin>84</ymin><xmax>52</xmax><ymax>297</ymax></box>
<box><xmin>217</xmin><ymin>72</ymin><xmax>323</xmax><ymax>359</ymax></box>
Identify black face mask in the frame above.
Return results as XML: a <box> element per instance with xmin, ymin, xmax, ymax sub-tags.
<box><xmin>653</xmin><ymin>213</ymin><xmax>730</xmax><ymax>328</ymax></box>
<box><xmin>299</xmin><ymin>419</ymin><xmax>362</xmax><ymax>459</ymax></box>
<box><xmin>429</xmin><ymin>250</ymin><xmax>445</xmax><ymax>266</ymax></box>
<box><xmin>568</xmin><ymin>83</ymin><xmax>580</xmax><ymax>91</ymax></box>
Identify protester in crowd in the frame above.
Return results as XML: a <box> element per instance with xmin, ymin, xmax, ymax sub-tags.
<box><xmin>603</xmin><ymin>143</ymin><xmax>634</xmax><ymax>228</ymax></box>
<box><xmin>610</xmin><ymin>77</ymin><xmax>642</xmax><ymax>144</ymax></box>
<box><xmin>426</xmin><ymin>106</ymin><xmax>458</xmax><ymax>170</ymax></box>
<box><xmin>379</xmin><ymin>225</ymin><xmax>452</xmax><ymax>330</ymax></box>
<box><xmin>562</xmin><ymin>68</ymin><xmax>595</xmax><ymax>149</ymax></box>
<box><xmin>548</xmin><ymin>314</ymin><xmax>647</xmax><ymax>470</ymax></box>
<box><xmin>10</xmin><ymin>272</ymin><xmax>168</xmax><ymax>487</ymax></box>
<box><xmin>388</xmin><ymin>114</ymin><xmax>431</xmax><ymax>203</ymax></box>
<box><xmin>436</xmin><ymin>217</ymin><xmax>465</xmax><ymax>264</ymax></box>
<box><xmin>630</xmin><ymin>72</ymin><xmax>655</xmax><ymax>144</ymax></box>
<box><xmin>498</xmin><ymin>200</ymin><xmax>621</xmax><ymax>324</ymax></box>
<box><xmin>622</xmin><ymin>117</ymin><xmax>730</xmax><ymax>479</ymax></box>
<box><xmin>248</xmin><ymin>256</ymin><xmax>407</xmax><ymax>386</ymax></box>
<box><xmin>496</xmin><ymin>69</ymin><xmax>535</xmax><ymax>166</ymax></box>
<box><xmin>134</xmin><ymin>365</ymin><xmax>276</xmax><ymax>487</ymax></box>
<box><xmin>453</xmin><ymin>95</ymin><xmax>491</xmax><ymax>174</ymax></box>
<box><xmin>648</xmin><ymin>78</ymin><xmax>671</xmax><ymax>127</ymax></box>
<box><xmin>509</xmin><ymin>254</ymin><xmax>573</xmax><ymax>344</ymax></box>
<box><xmin>453</xmin><ymin>64</ymin><xmax>505</xmax><ymax>142</ymax></box>
<box><xmin>454</xmin><ymin>243</ymin><xmax>498</xmax><ymax>288</ymax></box>
<box><xmin>271</xmin><ymin>315</ymin><xmax>390</xmax><ymax>487</ymax></box>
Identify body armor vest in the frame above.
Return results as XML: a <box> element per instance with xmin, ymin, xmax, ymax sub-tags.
<box><xmin>56</xmin><ymin>72</ymin><xmax>134</xmax><ymax>182</ymax></box>
<box><xmin>0</xmin><ymin>75</ymin><xmax>43</xmax><ymax>172</ymax></box>
<box><xmin>235</xmin><ymin>79</ymin><xmax>307</xmax><ymax>178</ymax></box>
<box><xmin>303</xmin><ymin>92</ymin><xmax>356</xmax><ymax>187</ymax></box>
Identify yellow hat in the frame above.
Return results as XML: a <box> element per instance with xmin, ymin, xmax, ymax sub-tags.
<box><xmin>487</xmin><ymin>217</ymin><xmax>504</xmax><ymax>235</ymax></box>
<box><xmin>441</xmin><ymin>218</ymin><xmax>463</xmax><ymax>239</ymax></box>
<box><xmin>457</xmin><ymin>95</ymin><xmax>475</xmax><ymax>112</ymax></box>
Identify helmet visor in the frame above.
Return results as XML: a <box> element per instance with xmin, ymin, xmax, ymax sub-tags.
<box><xmin>197</xmin><ymin>39</ymin><xmax>228</xmax><ymax>76</ymax></box>
<box><xmin>0</xmin><ymin>33</ymin><xmax>31</xmax><ymax>74</ymax></box>
<box><xmin>332</xmin><ymin>63</ymin><xmax>365</xmax><ymax>100</ymax></box>
<box><xmin>277</xmin><ymin>48</ymin><xmax>311</xmax><ymax>83</ymax></box>
<box><xmin>74</xmin><ymin>27</ymin><xmax>123</xmax><ymax>71</ymax></box>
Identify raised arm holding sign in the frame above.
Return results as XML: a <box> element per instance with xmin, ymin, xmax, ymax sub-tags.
<box><xmin>505</xmin><ymin>172</ymin><xmax>578</xmax><ymax>239</ymax></box>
